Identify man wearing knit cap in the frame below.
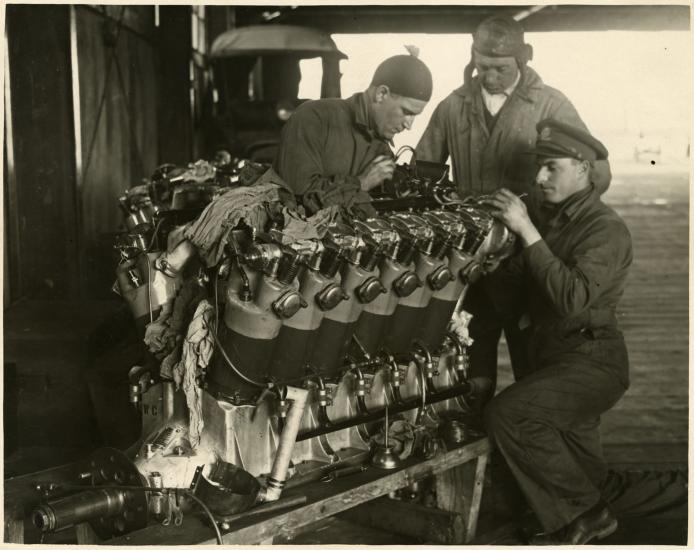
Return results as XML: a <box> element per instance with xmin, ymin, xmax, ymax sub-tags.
<box><xmin>416</xmin><ymin>14</ymin><xmax>612</xmax><ymax>408</ymax></box>
<box><xmin>275</xmin><ymin>54</ymin><xmax>432</xmax><ymax>216</ymax></box>
<box><xmin>481</xmin><ymin>119</ymin><xmax>632</xmax><ymax>544</ymax></box>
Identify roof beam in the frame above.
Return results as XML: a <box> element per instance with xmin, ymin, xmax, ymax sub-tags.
<box><xmin>234</xmin><ymin>5</ymin><xmax>690</xmax><ymax>34</ymax></box>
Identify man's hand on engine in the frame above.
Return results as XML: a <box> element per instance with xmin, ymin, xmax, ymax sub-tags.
<box><xmin>482</xmin><ymin>189</ymin><xmax>541</xmax><ymax>248</ymax></box>
<box><xmin>359</xmin><ymin>155</ymin><xmax>396</xmax><ymax>192</ymax></box>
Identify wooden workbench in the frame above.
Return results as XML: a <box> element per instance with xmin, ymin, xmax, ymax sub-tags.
<box><xmin>5</xmin><ymin>437</ymin><xmax>490</xmax><ymax>545</ymax></box>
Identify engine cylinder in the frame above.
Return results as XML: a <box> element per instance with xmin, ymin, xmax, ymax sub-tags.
<box><xmin>208</xmin><ymin>271</ymin><xmax>298</xmax><ymax>402</ymax></box>
<box><xmin>311</xmin><ymin>261</ymin><xmax>378</xmax><ymax>378</ymax></box>
<box><xmin>383</xmin><ymin>251</ymin><xmax>450</xmax><ymax>354</ymax></box>
<box><xmin>269</xmin><ymin>264</ymin><xmax>342</xmax><ymax>382</ymax></box>
<box><xmin>418</xmin><ymin>247</ymin><xmax>474</xmax><ymax>350</ymax></box>
<box><xmin>354</xmin><ymin>256</ymin><xmax>415</xmax><ymax>355</ymax></box>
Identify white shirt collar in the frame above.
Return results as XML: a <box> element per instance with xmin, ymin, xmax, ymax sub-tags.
<box><xmin>481</xmin><ymin>71</ymin><xmax>521</xmax><ymax>116</ymax></box>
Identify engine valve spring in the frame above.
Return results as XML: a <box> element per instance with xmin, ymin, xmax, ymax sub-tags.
<box><xmin>359</xmin><ymin>246</ymin><xmax>380</xmax><ymax>272</ymax></box>
<box><xmin>396</xmin><ymin>239</ymin><xmax>416</xmax><ymax>265</ymax></box>
<box><xmin>432</xmin><ymin>237</ymin><xmax>452</xmax><ymax>260</ymax></box>
<box><xmin>277</xmin><ymin>254</ymin><xmax>302</xmax><ymax>285</ymax></box>
<box><xmin>320</xmin><ymin>247</ymin><xmax>343</xmax><ymax>279</ymax></box>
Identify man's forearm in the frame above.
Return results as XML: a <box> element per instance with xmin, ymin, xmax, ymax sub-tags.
<box><xmin>518</xmin><ymin>221</ymin><xmax>542</xmax><ymax>248</ymax></box>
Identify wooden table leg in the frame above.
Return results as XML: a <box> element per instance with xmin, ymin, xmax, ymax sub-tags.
<box><xmin>465</xmin><ymin>453</ymin><xmax>489</xmax><ymax>543</ymax></box>
<box><xmin>4</xmin><ymin>515</ymin><xmax>24</xmax><ymax>544</ymax></box>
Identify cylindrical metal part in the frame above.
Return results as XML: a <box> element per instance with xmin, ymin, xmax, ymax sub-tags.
<box><xmin>262</xmin><ymin>386</ymin><xmax>309</xmax><ymax>502</ymax></box>
<box><xmin>269</xmin><ymin>267</ymin><xmax>341</xmax><ymax>382</ymax></box>
<box><xmin>418</xmin><ymin>247</ymin><xmax>473</xmax><ymax>350</ymax></box>
<box><xmin>33</xmin><ymin>489</ymin><xmax>127</xmax><ymax>533</ymax></box>
<box><xmin>354</xmin><ymin>256</ymin><xmax>414</xmax><ymax>355</ymax></box>
<box><xmin>209</xmin><ymin>271</ymin><xmax>297</xmax><ymax>401</ymax></box>
<box><xmin>311</xmin><ymin>261</ymin><xmax>376</xmax><ymax>377</ymax></box>
<box><xmin>319</xmin><ymin>246</ymin><xmax>343</xmax><ymax>279</ymax></box>
<box><xmin>383</xmin><ymin>251</ymin><xmax>449</xmax><ymax>354</ymax></box>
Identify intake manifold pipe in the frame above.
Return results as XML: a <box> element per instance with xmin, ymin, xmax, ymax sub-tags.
<box><xmin>312</xmin><ymin>372</ymin><xmax>333</xmax><ymax>428</ymax></box>
<box><xmin>347</xmin><ymin>360</ymin><xmax>370</xmax><ymax>415</ymax></box>
<box><xmin>445</xmin><ymin>331</ymin><xmax>469</xmax><ymax>382</ymax></box>
<box><xmin>380</xmin><ymin>350</ymin><xmax>404</xmax><ymax>404</ymax></box>
<box><xmin>411</xmin><ymin>339</ymin><xmax>438</xmax><ymax>394</ymax></box>
<box><xmin>259</xmin><ymin>386</ymin><xmax>309</xmax><ymax>502</ymax></box>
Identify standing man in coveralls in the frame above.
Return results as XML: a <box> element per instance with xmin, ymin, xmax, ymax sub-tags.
<box><xmin>482</xmin><ymin>119</ymin><xmax>632</xmax><ymax>545</ymax></box>
<box><xmin>416</xmin><ymin>15</ymin><xmax>612</xmax><ymax>401</ymax></box>
<box><xmin>275</xmin><ymin>53</ymin><xmax>433</xmax><ymax>217</ymax></box>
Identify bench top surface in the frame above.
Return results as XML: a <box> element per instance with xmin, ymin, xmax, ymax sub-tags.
<box><xmin>105</xmin><ymin>437</ymin><xmax>491</xmax><ymax>546</ymax></box>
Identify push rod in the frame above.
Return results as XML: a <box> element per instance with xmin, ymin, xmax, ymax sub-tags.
<box><xmin>296</xmin><ymin>382</ymin><xmax>470</xmax><ymax>441</ymax></box>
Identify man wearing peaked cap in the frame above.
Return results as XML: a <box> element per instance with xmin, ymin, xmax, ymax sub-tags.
<box><xmin>481</xmin><ymin>119</ymin><xmax>633</xmax><ymax>544</ymax></box>
<box><xmin>275</xmin><ymin>53</ymin><xmax>432</xmax><ymax>217</ymax></box>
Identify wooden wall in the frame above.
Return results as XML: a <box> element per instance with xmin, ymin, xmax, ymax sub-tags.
<box><xmin>4</xmin><ymin>5</ymin><xmax>195</xmax><ymax>301</ymax></box>
<box><xmin>156</xmin><ymin>6</ymin><xmax>193</xmax><ymax>166</ymax></box>
<box><xmin>74</xmin><ymin>6</ymin><xmax>159</xmax><ymax>297</ymax></box>
<box><xmin>5</xmin><ymin>5</ymin><xmax>81</xmax><ymax>300</ymax></box>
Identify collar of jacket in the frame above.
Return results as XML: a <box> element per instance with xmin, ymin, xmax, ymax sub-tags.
<box><xmin>542</xmin><ymin>184</ymin><xmax>599</xmax><ymax>227</ymax></box>
<box><xmin>452</xmin><ymin>66</ymin><xmax>545</xmax><ymax>104</ymax></box>
<box><xmin>347</xmin><ymin>92</ymin><xmax>393</xmax><ymax>146</ymax></box>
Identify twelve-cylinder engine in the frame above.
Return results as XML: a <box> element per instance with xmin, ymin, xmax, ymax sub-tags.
<box><xmin>31</xmin><ymin>158</ymin><xmax>517</xmax><ymax>540</ymax></box>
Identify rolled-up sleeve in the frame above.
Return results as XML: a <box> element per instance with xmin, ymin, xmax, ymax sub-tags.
<box><xmin>522</xmin><ymin>220</ymin><xmax>631</xmax><ymax>317</ymax></box>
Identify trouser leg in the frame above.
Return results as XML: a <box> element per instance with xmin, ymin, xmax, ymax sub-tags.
<box><xmin>484</xmin><ymin>363</ymin><xmax>625</xmax><ymax>532</ymax></box>
<box><xmin>464</xmin><ymin>282</ymin><xmax>531</xmax><ymax>401</ymax></box>
<box><xmin>563</xmin><ymin>417</ymin><xmax>609</xmax><ymax>490</ymax></box>
<box><xmin>601</xmin><ymin>469</ymin><xmax>688</xmax><ymax>518</ymax></box>
<box><xmin>464</xmin><ymin>282</ymin><xmax>502</xmax><ymax>401</ymax></box>
<box><xmin>503</xmin><ymin>322</ymin><xmax>531</xmax><ymax>381</ymax></box>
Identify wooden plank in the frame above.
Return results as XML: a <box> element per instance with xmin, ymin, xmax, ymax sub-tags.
<box><xmin>107</xmin><ymin>438</ymin><xmax>491</xmax><ymax>545</ymax></box>
<box><xmin>465</xmin><ymin>453</ymin><xmax>488</xmax><ymax>543</ymax></box>
<box><xmin>340</xmin><ymin>498</ymin><xmax>465</xmax><ymax>544</ymax></box>
<box><xmin>3</xmin><ymin>517</ymin><xmax>24</xmax><ymax>544</ymax></box>
<box><xmin>74</xmin><ymin>5</ymin><xmax>158</xmax><ymax>297</ymax></box>
<box><xmin>156</xmin><ymin>6</ymin><xmax>193</xmax><ymax>165</ymax></box>
<box><xmin>5</xmin><ymin>5</ymin><xmax>81</xmax><ymax>299</ymax></box>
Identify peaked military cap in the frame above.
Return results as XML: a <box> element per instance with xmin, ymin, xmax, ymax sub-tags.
<box><xmin>528</xmin><ymin>119</ymin><xmax>609</xmax><ymax>161</ymax></box>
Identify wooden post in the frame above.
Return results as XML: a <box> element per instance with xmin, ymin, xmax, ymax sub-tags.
<box><xmin>4</xmin><ymin>513</ymin><xmax>24</xmax><ymax>544</ymax></box>
<box><xmin>435</xmin><ymin>450</ymin><xmax>490</xmax><ymax>542</ymax></box>
<box><xmin>466</xmin><ymin>453</ymin><xmax>488</xmax><ymax>542</ymax></box>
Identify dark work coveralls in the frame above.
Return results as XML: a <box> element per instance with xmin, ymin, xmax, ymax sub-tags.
<box><xmin>483</xmin><ymin>185</ymin><xmax>633</xmax><ymax>532</ymax></box>
<box><xmin>274</xmin><ymin>92</ymin><xmax>392</xmax><ymax>217</ymax></box>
